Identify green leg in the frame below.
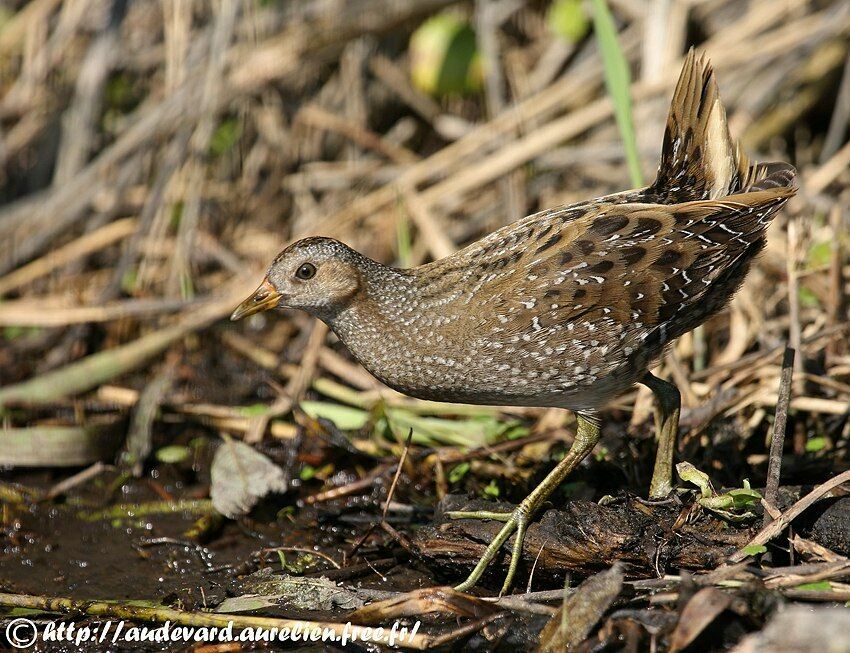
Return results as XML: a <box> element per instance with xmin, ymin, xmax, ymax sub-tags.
<box><xmin>640</xmin><ymin>371</ymin><xmax>681</xmax><ymax>499</ymax></box>
<box><xmin>448</xmin><ymin>412</ymin><xmax>601</xmax><ymax>594</ymax></box>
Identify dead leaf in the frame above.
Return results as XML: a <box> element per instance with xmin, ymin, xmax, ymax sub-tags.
<box><xmin>219</xmin><ymin>570</ymin><xmax>365</xmax><ymax>611</ymax></box>
<box><xmin>668</xmin><ymin>587</ymin><xmax>732</xmax><ymax>653</ymax></box>
<box><xmin>210</xmin><ymin>435</ymin><xmax>288</xmax><ymax>518</ymax></box>
<box><xmin>350</xmin><ymin>586</ymin><xmax>499</xmax><ymax>624</ymax></box>
<box><xmin>537</xmin><ymin>563</ymin><xmax>624</xmax><ymax>652</ymax></box>
<box><xmin>730</xmin><ymin>606</ymin><xmax>850</xmax><ymax>653</ymax></box>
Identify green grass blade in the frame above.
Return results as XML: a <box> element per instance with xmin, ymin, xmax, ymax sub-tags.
<box><xmin>589</xmin><ymin>0</ymin><xmax>643</xmax><ymax>187</ymax></box>
<box><xmin>396</xmin><ymin>208</ymin><xmax>413</xmax><ymax>269</ymax></box>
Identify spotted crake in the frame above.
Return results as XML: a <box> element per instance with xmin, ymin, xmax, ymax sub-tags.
<box><xmin>232</xmin><ymin>49</ymin><xmax>797</xmax><ymax>593</ymax></box>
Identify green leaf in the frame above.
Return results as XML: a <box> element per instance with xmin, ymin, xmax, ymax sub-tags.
<box><xmin>449</xmin><ymin>462</ymin><xmax>470</xmax><ymax>483</ymax></box>
<box><xmin>179</xmin><ymin>271</ymin><xmax>194</xmax><ymax>301</ymax></box>
<box><xmin>210</xmin><ymin>118</ymin><xmax>242</xmax><ymax>157</ymax></box>
<box><xmin>742</xmin><ymin>544</ymin><xmax>767</xmax><ymax>556</ymax></box>
<box><xmin>589</xmin><ymin>0</ymin><xmax>643</xmax><ymax>187</ymax></box>
<box><xmin>299</xmin><ymin>465</ymin><xmax>316</xmax><ymax>481</ymax></box>
<box><xmin>6</xmin><ymin>607</ymin><xmax>60</xmax><ymax>617</ymax></box>
<box><xmin>3</xmin><ymin>325</ymin><xmax>40</xmax><ymax>341</ymax></box>
<box><xmin>679</xmin><ymin>463</ymin><xmax>760</xmax><ymax>521</ymax></box>
<box><xmin>548</xmin><ymin>0</ymin><xmax>589</xmax><ymax>43</ymax></box>
<box><xmin>483</xmin><ymin>479</ymin><xmax>500</xmax><ymax>498</ymax></box>
<box><xmin>807</xmin><ymin>241</ymin><xmax>831</xmax><ymax>268</ymax></box>
<box><xmin>385</xmin><ymin>409</ymin><xmax>512</xmax><ymax>448</ymax></box>
<box><xmin>676</xmin><ymin>462</ymin><xmax>712</xmax><ymax>498</ymax></box>
<box><xmin>396</xmin><ymin>209</ymin><xmax>413</xmax><ymax>269</ymax></box>
<box><xmin>121</xmin><ymin>269</ymin><xmax>138</xmax><ymax>293</ymax></box>
<box><xmin>795</xmin><ymin>580</ymin><xmax>832</xmax><ymax>591</ymax></box>
<box><xmin>805</xmin><ymin>436</ymin><xmax>828</xmax><ymax>452</ymax></box>
<box><xmin>410</xmin><ymin>12</ymin><xmax>482</xmax><ymax>96</ymax></box>
<box><xmin>105</xmin><ymin>73</ymin><xmax>139</xmax><ymax>112</ymax></box>
<box><xmin>170</xmin><ymin>201</ymin><xmax>184</xmax><ymax>229</ymax></box>
<box><xmin>504</xmin><ymin>424</ymin><xmax>531</xmax><ymax>440</ymax></box>
<box><xmin>300</xmin><ymin>401</ymin><xmax>369</xmax><ymax>430</ymax></box>
<box><xmin>726</xmin><ymin>486</ymin><xmax>762</xmax><ymax>510</ymax></box>
<box><xmin>155</xmin><ymin>445</ymin><xmax>190</xmax><ymax>464</ymax></box>
<box><xmin>239</xmin><ymin>403</ymin><xmax>270</xmax><ymax>417</ymax></box>
<box><xmin>798</xmin><ymin>286</ymin><xmax>821</xmax><ymax>309</ymax></box>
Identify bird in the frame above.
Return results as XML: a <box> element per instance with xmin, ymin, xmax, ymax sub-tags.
<box><xmin>231</xmin><ymin>50</ymin><xmax>797</xmax><ymax>594</ymax></box>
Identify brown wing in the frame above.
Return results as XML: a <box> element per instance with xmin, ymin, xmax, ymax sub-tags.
<box><xmin>498</xmin><ymin>189</ymin><xmax>794</xmax><ymax>342</ymax></box>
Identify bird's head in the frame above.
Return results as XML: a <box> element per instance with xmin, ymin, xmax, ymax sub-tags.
<box><xmin>231</xmin><ymin>237</ymin><xmax>365</xmax><ymax>322</ymax></box>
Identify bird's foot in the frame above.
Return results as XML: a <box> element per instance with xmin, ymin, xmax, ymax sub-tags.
<box><xmin>446</xmin><ymin>503</ymin><xmax>532</xmax><ymax>595</ymax></box>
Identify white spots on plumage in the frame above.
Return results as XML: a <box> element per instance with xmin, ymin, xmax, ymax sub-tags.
<box><xmin>304</xmin><ymin>173</ymin><xmax>793</xmax><ymax>411</ymax></box>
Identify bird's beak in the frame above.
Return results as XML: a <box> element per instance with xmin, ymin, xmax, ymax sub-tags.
<box><xmin>230</xmin><ymin>279</ymin><xmax>282</xmax><ymax>321</ymax></box>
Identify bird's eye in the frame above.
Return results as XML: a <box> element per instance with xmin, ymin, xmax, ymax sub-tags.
<box><xmin>296</xmin><ymin>262</ymin><xmax>317</xmax><ymax>280</ymax></box>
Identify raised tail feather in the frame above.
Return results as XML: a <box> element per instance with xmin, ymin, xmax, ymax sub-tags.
<box><xmin>650</xmin><ymin>48</ymin><xmax>797</xmax><ymax>203</ymax></box>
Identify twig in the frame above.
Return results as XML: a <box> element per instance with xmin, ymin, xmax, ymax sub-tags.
<box><xmin>807</xmin><ymin>139</ymin><xmax>850</xmax><ymax>195</ymax></box>
<box><xmin>401</xmin><ymin>187</ymin><xmax>456</xmax><ymax>260</ymax></box>
<box><xmin>0</xmin><ymin>275</ymin><xmax>257</xmax><ymax>406</ymax></box>
<box><xmin>764</xmin><ymin>347</ymin><xmax>795</xmax><ymax>523</ymax></box>
<box><xmin>730</xmin><ymin>469</ymin><xmax>850</xmax><ymax>563</ymax></box>
<box><xmin>44</xmin><ymin>462</ymin><xmax>110</xmax><ymax>500</ymax></box>
<box><xmin>827</xmin><ymin>204</ymin><xmax>846</xmax><ymax>360</ymax></box>
<box><xmin>124</xmin><ymin>358</ymin><xmax>177</xmax><ymax>476</ymax></box>
<box><xmin>0</xmin><ymin>296</ymin><xmax>205</xmax><ymax>326</ymax></box>
<box><xmin>303</xmin><ymin>464</ymin><xmax>392</xmax><ymax>506</ymax></box>
<box><xmin>383</xmin><ymin>429</ymin><xmax>414</xmax><ymax>522</ymax></box>
<box><xmin>347</xmin><ymin>430</ymin><xmax>416</xmax><ymax>559</ymax></box>
<box><xmin>298</xmin><ymin>104</ymin><xmax>419</xmax><ymax>165</ymax></box>
<box><xmin>256</xmin><ymin>546</ymin><xmax>342</xmax><ymax>570</ymax></box>
<box><xmin>0</xmin><ymin>217</ymin><xmax>136</xmax><ymax>296</ymax></box>
<box><xmin>245</xmin><ymin>321</ymin><xmax>327</xmax><ymax>443</ymax></box>
<box><xmin>0</xmin><ymin>592</ymin><xmax>435</xmax><ymax>650</ymax></box>
<box><xmin>821</xmin><ymin>52</ymin><xmax>850</xmax><ymax>161</ymax></box>
<box><xmin>368</xmin><ymin>54</ymin><xmax>441</xmax><ymax>123</ymax></box>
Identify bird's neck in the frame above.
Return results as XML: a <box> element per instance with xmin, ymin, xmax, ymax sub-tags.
<box><xmin>326</xmin><ymin>262</ymin><xmax>417</xmax><ymax>334</ymax></box>
<box><xmin>322</xmin><ymin>262</ymin><xmax>438</xmax><ymax>387</ymax></box>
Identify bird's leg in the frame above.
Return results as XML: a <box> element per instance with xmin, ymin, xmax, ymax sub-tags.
<box><xmin>640</xmin><ymin>371</ymin><xmax>681</xmax><ymax>499</ymax></box>
<box><xmin>447</xmin><ymin>412</ymin><xmax>601</xmax><ymax>594</ymax></box>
